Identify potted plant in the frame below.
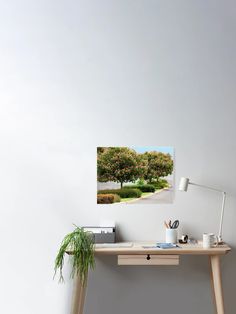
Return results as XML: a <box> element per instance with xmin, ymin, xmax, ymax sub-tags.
<box><xmin>54</xmin><ymin>225</ymin><xmax>95</xmax><ymax>285</ymax></box>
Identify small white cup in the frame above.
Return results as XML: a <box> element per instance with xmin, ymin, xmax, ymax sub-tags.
<box><xmin>203</xmin><ymin>233</ymin><xmax>218</xmax><ymax>249</ymax></box>
<box><xmin>166</xmin><ymin>229</ymin><xmax>177</xmax><ymax>244</ymax></box>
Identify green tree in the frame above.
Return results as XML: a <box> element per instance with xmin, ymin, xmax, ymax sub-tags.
<box><xmin>143</xmin><ymin>151</ymin><xmax>173</xmax><ymax>183</ymax></box>
<box><xmin>97</xmin><ymin>147</ymin><xmax>147</xmax><ymax>188</ymax></box>
<box><xmin>97</xmin><ymin>147</ymin><xmax>107</xmax><ymax>155</ymax></box>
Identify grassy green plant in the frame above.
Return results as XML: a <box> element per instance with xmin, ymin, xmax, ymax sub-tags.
<box><xmin>54</xmin><ymin>226</ymin><xmax>95</xmax><ymax>285</ymax></box>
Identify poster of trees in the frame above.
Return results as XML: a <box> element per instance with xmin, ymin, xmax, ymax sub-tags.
<box><xmin>97</xmin><ymin>147</ymin><xmax>174</xmax><ymax>204</ymax></box>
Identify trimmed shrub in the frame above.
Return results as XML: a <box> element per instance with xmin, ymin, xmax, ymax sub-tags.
<box><xmin>97</xmin><ymin>194</ymin><xmax>115</xmax><ymax>204</ymax></box>
<box><xmin>152</xmin><ymin>179</ymin><xmax>169</xmax><ymax>190</ymax></box>
<box><xmin>119</xmin><ymin>188</ymin><xmax>142</xmax><ymax>198</ymax></box>
<box><xmin>152</xmin><ymin>182</ymin><xmax>163</xmax><ymax>189</ymax></box>
<box><xmin>160</xmin><ymin>179</ymin><xmax>169</xmax><ymax>186</ymax></box>
<box><xmin>113</xmin><ymin>194</ymin><xmax>121</xmax><ymax>203</ymax></box>
<box><xmin>125</xmin><ymin>184</ymin><xmax>155</xmax><ymax>193</ymax></box>
<box><xmin>98</xmin><ymin>188</ymin><xmax>142</xmax><ymax>198</ymax></box>
<box><xmin>138</xmin><ymin>184</ymin><xmax>155</xmax><ymax>192</ymax></box>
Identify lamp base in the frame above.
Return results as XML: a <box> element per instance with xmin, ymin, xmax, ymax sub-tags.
<box><xmin>217</xmin><ymin>236</ymin><xmax>224</xmax><ymax>245</ymax></box>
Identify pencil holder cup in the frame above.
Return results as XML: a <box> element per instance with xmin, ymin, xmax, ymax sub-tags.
<box><xmin>166</xmin><ymin>229</ymin><xmax>178</xmax><ymax>244</ymax></box>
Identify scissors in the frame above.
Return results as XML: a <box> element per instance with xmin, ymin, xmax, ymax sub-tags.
<box><xmin>169</xmin><ymin>220</ymin><xmax>179</xmax><ymax>229</ymax></box>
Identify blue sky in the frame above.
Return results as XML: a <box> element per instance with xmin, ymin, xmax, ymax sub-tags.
<box><xmin>132</xmin><ymin>146</ymin><xmax>174</xmax><ymax>156</ymax></box>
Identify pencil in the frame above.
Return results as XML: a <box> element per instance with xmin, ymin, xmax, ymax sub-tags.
<box><xmin>164</xmin><ymin>221</ymin><xmax>169</xmax><ymax>229</ymax></box>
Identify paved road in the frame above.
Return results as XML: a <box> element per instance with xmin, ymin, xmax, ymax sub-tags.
<box><xmin>131</xmin><ymin>188</ymin><xmax>174</xmax><ymax>204</ymax></box>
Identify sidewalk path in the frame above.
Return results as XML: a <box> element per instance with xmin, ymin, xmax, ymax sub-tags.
<box><xmin>131</xmin><ymin>188</ymin><xmax>174</xmax><ymax>204</ymax></box>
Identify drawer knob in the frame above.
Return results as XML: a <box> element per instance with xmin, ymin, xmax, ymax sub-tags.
<box><xmin>146</xmin><ymin>254</ymin><xmax>151</xmax><ymax>260</ymax></box>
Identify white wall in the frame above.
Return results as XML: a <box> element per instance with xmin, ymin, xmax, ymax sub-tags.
<box><xmin>0</xmin><ymin>1</ymin><xmax>236</xmax><ymax>313</ymax></box>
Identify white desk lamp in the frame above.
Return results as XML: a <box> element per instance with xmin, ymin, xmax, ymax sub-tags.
<box><xmin>179</xmin><ymin>177</ymin><xmax>226</xmax><ymax>244</ymax></box>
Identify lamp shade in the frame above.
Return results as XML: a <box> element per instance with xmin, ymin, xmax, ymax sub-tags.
<box><xmin>179</xmin><ymin>177</ymin><xmax>190</xmax><ymax>191</ymax></box>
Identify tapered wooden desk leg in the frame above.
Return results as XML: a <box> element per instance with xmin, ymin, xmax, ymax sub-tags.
<box><xmin>210</xmin><ymin>255</ymin><xmax>225</xmax><ymax>314</ymax></box>
<box><xmin>71</xmin><ymin>275</ymin><xmax>87</xmax><ymax>314</ymax></box>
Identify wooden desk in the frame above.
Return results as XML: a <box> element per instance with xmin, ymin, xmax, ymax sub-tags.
<box><xmin>71</xmin><ymin>242</ymin><xmax>231</xmax><ymax>314</ymax></box>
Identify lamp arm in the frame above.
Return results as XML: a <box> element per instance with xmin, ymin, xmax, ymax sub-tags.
<box><xmin>218</xmin><ymin>192</ymin><xmax>226</xmax><ymax>243</ymax></box>
<box><xmin>189</xmin><ymin>182</ymin><xmax>224</xmax><ymax>193</ymax></box>
<box><xmin>189</xmin><ymin>181</ymin><xmax>226</xmax><ymax>243</ymax></box>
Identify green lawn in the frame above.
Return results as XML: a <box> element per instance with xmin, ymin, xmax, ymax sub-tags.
<box><xmin>120</xmin><ymin>197</ymin><xmax>136</xmax><ymax>202</ymax></box>
<box><xmin>141</xmin><ymin>192</ymin><xmax>153</xmax><ymax>197</ymax></box>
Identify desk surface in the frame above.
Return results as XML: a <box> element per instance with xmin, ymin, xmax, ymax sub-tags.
<box><xmin>94</xmin><ymin>242</ymin><xmax>231</xmax><ymax>256</ymax></box>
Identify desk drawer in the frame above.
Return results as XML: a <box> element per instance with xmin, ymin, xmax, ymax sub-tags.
<box><xmin>118</xmin><ymin>255</ymin><xmax>179</xmax><ymax>266</ymax></box>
